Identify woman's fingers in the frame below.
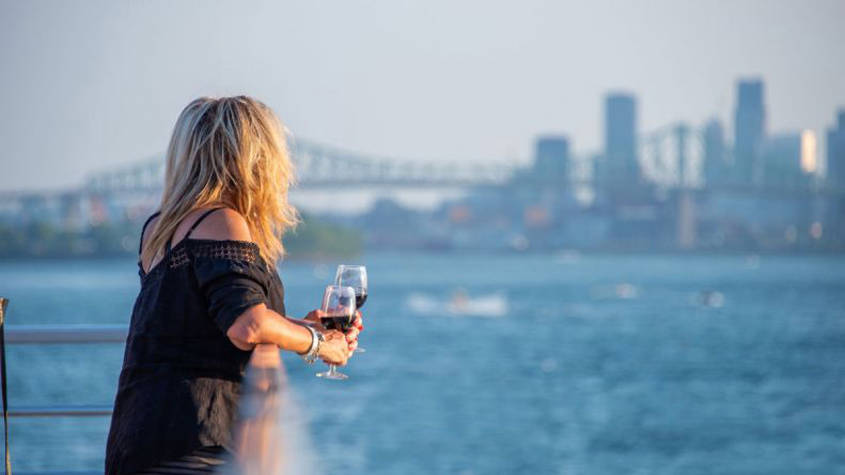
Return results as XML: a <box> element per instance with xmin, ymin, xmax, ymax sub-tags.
<box><xmin>345</xmin><ymin>313</ymin><xmax>362</xmax><ymax>350</ymax></box>
<box><xmin>304</xmin><ymin>309</ymin><xmax>324</xmax><ymax>323</ymax></box>
<box><xmin>323</xmin><ymin>357</ymin><xmax>347</xmax><ymax>366</ymax></box>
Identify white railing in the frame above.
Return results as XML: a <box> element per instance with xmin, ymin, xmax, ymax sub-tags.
<box><xmin>4</xmin><ymin>324</ymin><xmax>127</xmax><ymax>418</ymax></box>
<box><xmin>5</xmin><ymin>325</ymin><xmax>128</xmax><ymax>344</ymax></box>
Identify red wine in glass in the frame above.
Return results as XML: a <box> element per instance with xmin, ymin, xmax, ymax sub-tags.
<box><xmin>355</xmin><ymin>291</ymin><xmax>368</xmax><ymax>310</ymax></box>
<box><xmin>321</xmin><ymin>314</ymin><xmax>355</xmax><ymax>332</ymax></box>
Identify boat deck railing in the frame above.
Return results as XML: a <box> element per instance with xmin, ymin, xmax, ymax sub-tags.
<box><xmin>0</xmin><ymin>297</ymin><xmax>288</xmax><ymax>474</ymax></box>
<box><xmin>4</xmin><ymin>324</ymin><xmax>127</xmax><ymax>419</ymax></box>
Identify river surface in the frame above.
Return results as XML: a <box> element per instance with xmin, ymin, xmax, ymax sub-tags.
<box><xmin>0</xmin><ymin>252</ymin><xmax>844</xmax><ymax>474</ymax></box>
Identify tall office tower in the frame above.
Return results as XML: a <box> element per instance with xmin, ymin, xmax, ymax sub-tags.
<box><xmin>604</xmin><ymin>93</ymin><xmax>639</xmax><ymax>184</ymax></box>
<box><xmin>703</xmin><ymin>119</ymin><xmax>727</xmax><ymax>186</ymax></box>
<box><xmin>827</xmin><ymin>109</ymin><xmax>845</xmax><ymax>188</ymax></box>
<box><xmin>533</xmin><ymin>135</ymin><xmax>571</xmax><ymax>182</ymax></box>
<box><xmin>758</xmin><ymin>132</ymin><xmax>813</xmax><ymax>188</ymax></box>
<box><xmin>733</xmin><ymin>79</ymin><xmax>766</xmax><ymax>185</ymax></box>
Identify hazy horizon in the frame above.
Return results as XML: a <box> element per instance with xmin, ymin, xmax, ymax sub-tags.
<box><xmin>2</xmin><ymin>0</ymin><xmax>844</xmax><ymax>192</ymax></box>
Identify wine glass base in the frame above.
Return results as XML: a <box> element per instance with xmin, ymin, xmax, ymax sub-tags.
<box><xmin>316</xmin><ymin>371</ymin><xmax>348</xmax><ymax>380</ymax></box>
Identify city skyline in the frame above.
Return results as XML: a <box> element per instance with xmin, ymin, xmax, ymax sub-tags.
<box><xmin>2</xmin><ymin>0</ymin><xmax>844</xmax><ymax>192</ymax></box>
<box><xmin>8</xmin><ymin>76</ymin><xmax>842</xmax><ymax>193</ymax></box>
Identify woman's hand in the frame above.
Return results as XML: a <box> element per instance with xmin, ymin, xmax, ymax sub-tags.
<box><xmin>306</xmin><ymin>309</ymin><xmax>363</xmax><ymax>353</ymax></box>
<box><xmin>317</xmin><ymin>330</ymin><xmax>351</xmax><ymax>366</ymax></box>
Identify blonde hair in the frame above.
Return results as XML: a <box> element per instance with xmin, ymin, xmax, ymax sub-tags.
<box><xmin>141</xmin><ymin>96</ymin><xmax>299</xmax><ymax>267</ymax></box>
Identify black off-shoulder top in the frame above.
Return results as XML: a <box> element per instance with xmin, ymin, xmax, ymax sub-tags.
<box><xmin>105</xmin><ymin>209</ymin><xmax>286</xmax><ymax>474</ymax></box>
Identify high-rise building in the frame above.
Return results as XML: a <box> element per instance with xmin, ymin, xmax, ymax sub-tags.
<box><xmin>758</xmin><ymin>132</ymin><xmax>814</xmax><ymax>189</ymax></box>
<box><xmin>703</xmin><ymin>119</ymin><xmax>727</xmax><ymax>186</ymax></box>
<box><xmin>826</xmin><ymin>109</ymin><xmax>845</xmax><ymax>188</ymax></box>
<box><xmin>604</xmin><ymin>93</ymin><xmax>639</xmax><ymax>184</ymax></box>
<box><xmin>533</xmin><ymin>135</ymin><xmax>570</xmax><ymax>182</ymax></box>
<box><xmin>733</xmin><ymin>79</ymin><xmax>766</xmax><ymax>185</ymax></box>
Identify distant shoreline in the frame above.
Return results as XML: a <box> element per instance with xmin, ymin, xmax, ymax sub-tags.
<box><xmin>1</xmin><ymin>247</ymin><xmax>843</xmax><ymax>264</ymax></box>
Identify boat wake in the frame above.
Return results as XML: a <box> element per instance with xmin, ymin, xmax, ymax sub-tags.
<box><xmin>406</xmin><ymin>290</ymin><xmax>508</xmax><ymax>317</ymax></box>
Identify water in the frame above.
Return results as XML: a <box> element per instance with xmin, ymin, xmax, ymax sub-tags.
<box><xmin>1</xmin><ymin>253</ymin><xmax>844</xmax><ymax>474</ymax></box>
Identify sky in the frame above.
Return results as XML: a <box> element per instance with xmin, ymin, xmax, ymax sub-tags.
<box><xmin>1</xmin><ymin>0</ymin><xmax>844</xmax><ymax>193</ymax></box>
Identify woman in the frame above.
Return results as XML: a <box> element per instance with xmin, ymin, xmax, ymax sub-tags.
<box><xmin>105</xmin><ymin>96</ymin><xmax>359</xmax><ymax>474</ymax></box>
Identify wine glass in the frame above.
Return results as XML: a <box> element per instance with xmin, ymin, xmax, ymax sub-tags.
<box><xmin>335</xmin><ymin>265</ymin><xmax>367</xmax><ymax>352</ymax></box>
<box><xmin>316</xmin><ymin>285</ymin><xmax>356</xmax><ymax>380</ymax></box>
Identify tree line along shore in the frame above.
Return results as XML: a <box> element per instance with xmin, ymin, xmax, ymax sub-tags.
<box><xmin>0</xmin><ymin>214</ymin><xmax>362</xmax><ymax>260</ymax></box>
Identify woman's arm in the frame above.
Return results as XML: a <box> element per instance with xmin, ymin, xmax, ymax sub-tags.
<box><xmin>227</xmin><ymin>304</ymin><xmax>311</xmax><ymax>353</ymax></box>
<box><xmin>226</xmin><ymin>304</ymin><xmax>352</xmax><ymax>365</ymax></box>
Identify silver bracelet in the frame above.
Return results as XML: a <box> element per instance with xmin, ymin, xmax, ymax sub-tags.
<box><xmin>299</xmin><ymin>324</ymin><xmax>322</xmax><ymax>365</ymax></box>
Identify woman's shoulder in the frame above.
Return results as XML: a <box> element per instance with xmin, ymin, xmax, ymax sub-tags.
<box><xmin>141</xmin><ymin>208</ymin><xmax>268</xmax><ymax>278</ymax></box>
<box><xmin>181</xmin><ymin>207</ymin><xmax>266</xmax><ymax>265</ymax></box>
<box><xmin>185</xmin><ymin>207</ymin><xmax>253</xmax><ymax>242</ymax></box>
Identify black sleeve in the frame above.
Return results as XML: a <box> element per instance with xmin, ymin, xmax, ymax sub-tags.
<box><xmin>192</xmin><ymin>253</ymin><xmax>269</xmax><ymax>333</ymax></box>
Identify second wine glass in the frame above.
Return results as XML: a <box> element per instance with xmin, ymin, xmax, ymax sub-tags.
<box><xmin>335</xmin><ymin>265</ymin><xmax>367</xmax><ymax>353</ymax></box>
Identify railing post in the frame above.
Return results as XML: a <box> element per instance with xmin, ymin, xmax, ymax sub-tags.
<box><xmin>226</xmin><ymin>344</ymin><xmax>286</xmax><ymax>474</ymax></box>
<box><xmin>0</xmin><ymin>297</ymin><xmax>12</xmax><ymax>474</ymax></box>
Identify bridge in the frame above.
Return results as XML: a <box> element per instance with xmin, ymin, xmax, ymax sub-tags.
<box><xmin>81</xmin><ymin>138</ymin><xmax>518</xmax><ymax>194</ymax></box>
<box><xmin>76</xmin><ymin>127</ymin><xmax>705</xmax><ymax>193</ymax></box>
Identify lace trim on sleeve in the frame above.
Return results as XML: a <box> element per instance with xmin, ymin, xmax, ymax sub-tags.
<box><xmin>170</xmin><ymin>240</ymin><xmax>265</xmax><ymax>270</ymax></box>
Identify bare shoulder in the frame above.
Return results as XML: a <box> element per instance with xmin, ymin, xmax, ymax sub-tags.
<box><xmin>190</xmin><ymin>207</ymin><xmax>253</xmax><ymax>242</ymax></box>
